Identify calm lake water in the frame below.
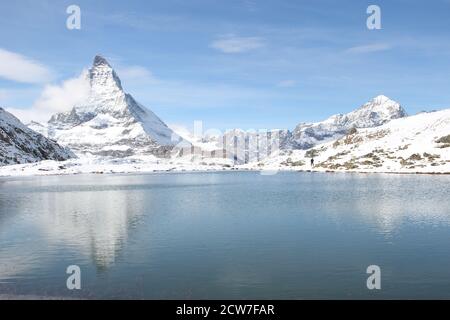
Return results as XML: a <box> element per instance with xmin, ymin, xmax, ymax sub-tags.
<box><xmin>0</xmin><ymin>171</ymin><xmax>449</xmax><ymax>299</ymax></box>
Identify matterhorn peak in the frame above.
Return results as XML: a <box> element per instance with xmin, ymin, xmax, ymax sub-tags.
<box><xmin>93</xmin><ymin>55</ymin><xmax>111</xmax><ymax>67</ymax></box>
<box><xmin>88</xmin><ymin>54</ymin><xmax>122</xmax><ymax>91</ymax></box>
<box><xmin>34</xmin><ymin>55</ymin><xmax>184</xmax><ymax>158</ymax></box>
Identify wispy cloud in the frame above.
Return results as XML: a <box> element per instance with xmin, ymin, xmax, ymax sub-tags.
<box><xmin>210</xmin><ymin>34</ymin><xmax>265</xmax><ymax>53</ymax></box>
<box><xmin>277</xmin><ymin>80</ymin><xmax>297</xmax><ymax>87</ymax></box>
<box><xmin>346</xmin><ymin>43</ymin><xmax>391</xmax><ymax>54</ymax></box>
<box><xmin>0</xmin><ymin>48</ymin><xmax>53</xmax><ymax>84</ymax></box>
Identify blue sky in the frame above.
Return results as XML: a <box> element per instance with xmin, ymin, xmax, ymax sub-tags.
<box><xmin>1</xmin><ymin>0</ymin><xmax>450</xmax><ymax>131</ymax></box>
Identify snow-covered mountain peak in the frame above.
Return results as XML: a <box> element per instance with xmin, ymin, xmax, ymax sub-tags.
<box><xmin>93</xmin><ymin>55</ymin><xmax>111</xmax><ymax>67</ymax></box>
<box><xmin>290</xmin><ymin>95</ymin><xmax>408</xmax><ymax>149</ymax></box>
<box><xmin>33</xmin><ymin>55</ymin><xmax>185</xmax><ymax>157</ymax></box>
<box><xmin>371</xmin><ymin>94</ymin><xmax>391</xmax><ymax>103</ymax></box>
<box><xmin>88</xmin><ymin>55</ymin><xmax>123</xmax><ymax>100</ymax></box>
<box><xmin>356</xmin><ymin>95</ymin><xmax>406</xmax><ymax>118</ymax></box>
<box><xmin>342</xmin><ymin>95</ymin><xmax>407</xmax><ymax>128</ymax></box>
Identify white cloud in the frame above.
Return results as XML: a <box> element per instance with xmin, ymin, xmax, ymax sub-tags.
<box><xmin>277</xmin><ymin>80</ymin><xmax>297</xmax><ymax>87</ymax></box>
<box><xmin>210</xmin><ymin>34</ymin><xmax>265</xmax><ymax>53</ymax></box>
<box><xmin>33</xmin><ymin>70</ymin><xmax>90</xmax><ymax>113</ymax></box>
<box><xmin>7</xmin><ymin>71</ymin><xmax>90</xmax><ymax>123</ymax></box>
<box><xmin>346</xmin><ymin>43</ymin><xmax>391</xmax><ymax>54</ymax></box>
<box><xmin>0</xmin><ymin>48</ymin><xmax>53</xmax><ymax>84</ymax></box>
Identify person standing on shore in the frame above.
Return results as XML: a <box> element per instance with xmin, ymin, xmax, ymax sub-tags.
<box><xmin>311</xmin><ymin>158</ymin><xmax>315</xmax><ymax>168</ymax></box>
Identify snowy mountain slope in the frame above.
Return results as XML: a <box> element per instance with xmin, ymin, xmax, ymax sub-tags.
<box><xmin>290</xmin><ymin>95</ymin><xmax>407</xmax><ymax>149</ymax></box>
<box><xmin>0</xmin><ymin>108</ymin><xmax>74</xmax><ymax>166</ymax></box>
<box><xmin>30</xmin><ymin>55</ymin><xmax>186</xmax><ymax>158</ymax></box>
<box><xmin>257</xmin><ymin>109</ymin><xmax>450</xmax><ymax>173</ymax></box>
<box><xmin>177</xmin><ymin>95</ymin><xmax>407</xmax><ymax>162</ymax></box>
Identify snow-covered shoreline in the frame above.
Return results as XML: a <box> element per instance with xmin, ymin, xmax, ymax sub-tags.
<box><xmin>0</xmin><ymin>157</ymin><xmax>448</xmax><ymax>178</ymax></box>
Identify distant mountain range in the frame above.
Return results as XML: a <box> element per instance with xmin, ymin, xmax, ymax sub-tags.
<box><xmin>0</xmin><ymin>55</ymin><xmax>448</xmax><ymax>173</ymax></box>
<box><xmin>175</xmin><ymin>94</ymin><xmax>409</xmax><ymax>163</ymax></box>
